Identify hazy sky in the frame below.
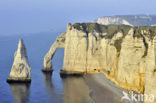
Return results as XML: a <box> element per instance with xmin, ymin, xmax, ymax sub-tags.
<box><xmin>0</xmin><ymin>0</ymin><xmax>156</xmax><ymax>35</ymax></box>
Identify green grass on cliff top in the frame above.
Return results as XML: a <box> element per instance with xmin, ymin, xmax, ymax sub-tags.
<box><xmin>72</xmin><ymin>23</ymin><xmax>156</xmax><ymax>39</ymax></box>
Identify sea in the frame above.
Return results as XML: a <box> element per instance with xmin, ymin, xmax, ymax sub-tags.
<box><xmin>0</xmin><ymin>32</ymin><xmax>94</xmax><ymax>103</ymax></box>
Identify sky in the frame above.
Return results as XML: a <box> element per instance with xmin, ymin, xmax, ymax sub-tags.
<box><xmin>0</xmin><ymin>0</ymin><xmax>156</xmax><ymax>36</ymax></box>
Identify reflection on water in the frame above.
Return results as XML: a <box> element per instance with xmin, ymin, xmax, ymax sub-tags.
<box><xmin>62</xmin><ymin>76</ymin><xmax>95</xmax><ymax>103</ymax></box>
<box><xmin>9</xmin><ymin>83</ymin><xmax>30</xmax><ymax>103</ymax></box>
<box><xmin>8</xmin><ymin>73</ymin><xmax>94</xmax><ymax>103</ymax></box>
<box><xmin>43</xmin><ymin>72</ymin><xmax>53</xmax><ymax>90</ymax></box>
<box><xmin>43</xmin><ymin>72</ymin><xmax>63</xmax><ymax>103</ymax></box>
<box><xmin>43</xmin><ymin>72</ymin><xmax>94</xmax><ymax>103</ymax></box>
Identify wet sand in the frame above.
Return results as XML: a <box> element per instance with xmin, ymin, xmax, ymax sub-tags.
<box><xmin>84</xmin><ymin>73</ymin><xmax>141</xmax><ymax>103</ymax></box>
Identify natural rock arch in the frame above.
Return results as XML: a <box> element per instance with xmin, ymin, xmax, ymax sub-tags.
<box><xmin>42</xmin><ymin>33</ymin><xmax>65</xmax><ymax>72</ymax></box>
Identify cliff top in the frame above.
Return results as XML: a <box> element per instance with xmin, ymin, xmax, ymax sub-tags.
<box><xmin>72</xmin><ymin>23</ymin><xmax>156</xmax><ymax>39</ymax></box>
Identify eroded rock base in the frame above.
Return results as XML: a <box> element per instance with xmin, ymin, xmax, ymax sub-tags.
<box><xmin>7</xmin><ymin>78</ymin><xmax>31</xmax><ymax>83</ymax></box>
<box><xmin>41</xmin><ymin>68</ymin><xmax>53</xmax><ymax>73</ymax></box>
<box><xmin>60</xmin><ymin>70</ymin><xmax>85</xmax><ymax>78</ymax></box>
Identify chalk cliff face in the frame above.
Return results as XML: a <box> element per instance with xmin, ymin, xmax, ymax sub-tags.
<box><xmin>144</xmin><ymin>37</ymin><xmax>156</xmax><ymax>103</ymax></box>
<box><xmin>7</xmin><ymin>39</ymin><xmax>31</xmax><ymax>82</ymax></box>
<box><xmin>44</xmin><ymin>23</ymin><xmax>156</xmax><ymax>102</ymax></box>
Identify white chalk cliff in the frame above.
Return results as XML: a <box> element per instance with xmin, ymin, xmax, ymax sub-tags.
<box><xmin>95</xmin><ymin>17</ymin><xmax>133</xmax><ymax>26</ymax></box>
<box><xmin>95</xmin><ymin>15</ymin><xmax>156</xmax><ymax>26</ymax></box>
<box><xmin>7</xmin><ymin>39</ymin><xmax>31</xmax><ymax>82</ymax></box>
<box><xmin>44</xmin><ymin>23</ymin><xmax>156</xmax><ymax>103</ymax></box>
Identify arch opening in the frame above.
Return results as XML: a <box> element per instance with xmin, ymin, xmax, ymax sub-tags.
<box><xmin>42</xmin><ymin>33</ymin><xmax>65</xmax><ymax>72</ymax></box>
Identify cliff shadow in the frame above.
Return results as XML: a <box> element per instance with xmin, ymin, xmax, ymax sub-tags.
<box><xmin>8</xmin><ymin>83</ymin><xmax>30</xmax><ymax>103</ymax></box>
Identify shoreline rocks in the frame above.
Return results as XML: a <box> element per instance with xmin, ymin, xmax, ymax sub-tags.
<box><xmin>7</xmin><ymin>39</ymin><xmax>31</xmax><ymax>83</ymax></box>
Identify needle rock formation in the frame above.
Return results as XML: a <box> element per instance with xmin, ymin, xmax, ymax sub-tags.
<box><xmin>7</xmin><ymin>39</ymin><xmax>31</xmax><ymax>83</ymax></box>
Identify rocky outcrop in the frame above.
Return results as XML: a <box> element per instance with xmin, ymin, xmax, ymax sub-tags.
<box><xmin>42</xmin><ymin>33</ymin><xmax>65</xmax><ymax>72</ymax></box>
<box><xmin>44</xmin><ymin>23</ymin><xmax>156</xmax><ymax>103</ymax></box>
<box><xmin>7</xmin><ymin>39</ymin><xmax>31</xmax><ymax>83</ymax></box>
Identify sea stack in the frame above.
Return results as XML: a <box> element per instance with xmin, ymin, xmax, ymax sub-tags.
<box><xmin>7</xmin><ymin>39</ymin><xmax>31</xmax><ymax>83</ymax></box>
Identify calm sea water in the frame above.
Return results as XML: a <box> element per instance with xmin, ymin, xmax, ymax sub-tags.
<box><xmin>0</xmin><ymin>33</ymin><xmax>94</xmax><ymax>103</ymax></box>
